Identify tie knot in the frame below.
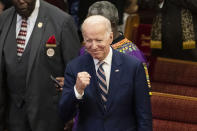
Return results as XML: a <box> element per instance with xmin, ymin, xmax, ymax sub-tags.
<box><xmin>22</xmin><ymin>17</ymin><xmax>27</xmax><ymax>20</ymax></box>
<box><xmin>98</xmin><ymin>61</ymin><xmax>105</xmax><ymax>67</ymax></box>
<box><xmin>21</xmin><ymin>18</ymin><xmax>27</xmax><ymax>27</ymax></box>
<box><xmin>22</xmin><ymin>17</ymin><xmax>27</xmax><ymax>21</ymax></box>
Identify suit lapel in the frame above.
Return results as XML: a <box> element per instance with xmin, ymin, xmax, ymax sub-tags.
<box><xmin>106</xmin><ymin>50</ymin><xmax>122</xmax><ymax>112</ymax></box>
<box><xmin>26</xmin><ymin>1</ymin><xmax>47</xmax><ymax>83</ymax></box>
<box><xmin>0</xmin><ymin>8</ymin><xmax>16</xmax><ymax>68</ymax></box>
<box><xmin>3</xmin><ymin>14</ymin><xmax>18</xmax><ymax>62</ymax></box>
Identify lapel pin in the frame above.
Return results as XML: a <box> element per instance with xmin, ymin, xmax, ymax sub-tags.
<box><xmin>38</xmin><ymin>22</ymin><xmax>43</xmax><ymax>28</ymax></box>
<box><xmin>47</xmin><ymin>48</ymin><xmax>55</xmax><ymax>57</ymax></box>
<box><xmin>115</xmin><ymin>69</ymin><xmax>119</xmax><ymax>72</ymax></box>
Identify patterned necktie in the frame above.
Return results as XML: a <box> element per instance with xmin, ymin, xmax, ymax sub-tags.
<box><xmin>16</xmin><ymin>18</ymin><xmax>27</xmax><ymax>57</ymax></box>
<box><xmin>97</xmin><ymin>61</ymin><xmax>108</xmax><ymax>109</ymax></box>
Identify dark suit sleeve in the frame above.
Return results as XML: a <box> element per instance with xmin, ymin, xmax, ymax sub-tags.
<box><xmin>168</xmin><ymin>0</ymin><xmax>197</xmax><ymax>13</ymax></box>
<box><xmin>0</xmin><ymin>80</ymin><xmax>7</xmax><ymax>131</ymax></box>
<box><xmin>134</xmin><ymin>62</ymin><xmax>152</xmax><ymax>131</ymax></box>
<box><xmin>60</xmin><ymin>15</ymin><xmax>80</xmax><ymax>66</ymax></box>
<box><xmin>0</xmin><ymin>53</ymin><xmax>7</xmax><ymax>131</ymax></box>
<box><xmin>59</xmin><ymin>63</ymin><xmax>79</xmax><ymax>123</ymax></box>
<box><xmin>0</xmin><ymin>15</ymin><xmax>7</xmax><ymax>131</ymax></box>
<box><xmin>0</xmin><ymin>79</ymin><xmax>5</xmax><ymax>130</ymax></box>
<box><xmin>0</xmin><ymin>15</ymin><xmax>3</xmax><ymax>37</ymax></box>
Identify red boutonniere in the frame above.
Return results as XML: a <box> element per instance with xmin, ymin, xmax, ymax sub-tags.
<box><xmin>46</xmin><ymin>35</ymin><xmax>56</xmax><ymax>57</ymax></box>
<box><xmin>46</xmin><ymin>35</ymin><xmax>57</xmax><ymax>47</ymax></box>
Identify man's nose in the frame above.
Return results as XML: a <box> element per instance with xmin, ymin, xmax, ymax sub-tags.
<box><xmin>91</xmin><ymin>42</ymin><xmax>97</xmax><ymax>49</ymax></box>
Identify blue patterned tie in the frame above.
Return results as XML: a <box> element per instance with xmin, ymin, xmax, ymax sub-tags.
<box><xmin>97</xmin><ymin>61</ymin><xmax>108</xmax><ymax>110</ymax></box>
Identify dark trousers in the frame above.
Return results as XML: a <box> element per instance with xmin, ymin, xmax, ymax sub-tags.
<box><xmin>7</xmin><ymin>101</ymin><xmax>32</xmax><ymax>131</ymax></box>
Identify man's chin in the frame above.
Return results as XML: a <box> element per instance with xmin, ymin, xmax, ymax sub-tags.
<box><xmin>92</xmin><ymin>55</ymin><xmax>104</xmax><ymax>61</ymax></box>
<box><xmin>17</xmin><ymin>10</ymin><xmax>31</xmax><ymax>18</ymax></box>
<box><xmin>92</xmin><ymin>55</ymin><xmax>100</xmax><ymax>60</ymax></box>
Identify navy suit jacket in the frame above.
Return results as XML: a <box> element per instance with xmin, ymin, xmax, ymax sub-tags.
<box><xmin>59</xmin><ymin>49</ymin><xmax>152</xmax><ymax>131</ymax></box>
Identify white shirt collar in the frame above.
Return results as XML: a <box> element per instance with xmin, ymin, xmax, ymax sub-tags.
<box><xmin>16</xmin><ymin>0</ymin><xmax>40</xmax><ymax>23</ymax></box>
<box><xmin>93</xmin><ymin>47</ymin><xmax>113</xmax><ymax>66</ymax></box>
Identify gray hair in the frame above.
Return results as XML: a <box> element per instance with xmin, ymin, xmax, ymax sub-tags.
<box><xmin>88</xmin><ymin>1</ymin><xmax>119</xmax><ymax>27</ymax></box>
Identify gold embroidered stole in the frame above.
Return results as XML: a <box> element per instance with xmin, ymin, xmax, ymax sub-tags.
<box><xmin>150</xmin><ymin>9</ymin><xmax>196</xmax><ymax>49</ymax></box>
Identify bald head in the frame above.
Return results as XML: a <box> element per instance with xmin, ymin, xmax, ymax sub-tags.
<box><xmin>81</xmin><ymin>15</ymin><xmax>112</xmax><ymax>37</ymax></box>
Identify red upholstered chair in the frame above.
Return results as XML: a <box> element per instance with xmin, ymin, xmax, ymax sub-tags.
<box><xmin>153</xmin><ymin>119</ymin><xmax>197</xmax><ymax>131</ymax></box>
<box><xmin>152</xmin><ymin>92</ymin><xmax>197</xmax><ymax>131</ymax></box>
<box><xmin>151</xmin><ymin>57</ymin><xmax>197</xmax><ymax>131</ymax></box>
<box><xmin>151</xmin><ymin>57</ymin><xmax>197</xmax><ymax>87</ymax></box>
<box><xmin>134</xmin><ymin>24</ymin><xmax>152</xmax><ymax>56</ymax></box>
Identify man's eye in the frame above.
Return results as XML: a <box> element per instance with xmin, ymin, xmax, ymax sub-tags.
<box><xmin>97</xmin><ymin>40</ymin><xmax>102</xmax><ymax>42</ymax></box>
<box><xmin>86</xmin><ymin>40</ymin><xmax>92</xmax><ymax>43</ymax></box>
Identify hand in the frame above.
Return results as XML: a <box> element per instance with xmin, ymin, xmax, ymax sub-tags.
<box><xmin>55</xmin><ymin>77</ymin><xmax>64</xmax><ymax>92</ymax></box>
<box><xmin>76</xmin><ymin>72</ymin><xmax>91</xmax><ymax>95</ymax></box>
<box><xmin>64</xmin><ymin>119</ymin><xmax>74</xmax><ymax>131</ymax></box>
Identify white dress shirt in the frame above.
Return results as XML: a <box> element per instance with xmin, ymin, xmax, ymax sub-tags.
<box><xmin>16</xmin><ymin>0</ymin><xmax>40</xmax><ymax>49</ymax></box>
<box><xmin>75</xmin><ymin>47</ymin><xmax>113</xmax><ymax>99</ymax></box>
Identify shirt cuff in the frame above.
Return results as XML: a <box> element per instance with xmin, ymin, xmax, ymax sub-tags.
<box><xmin>74</xmin><ymin>85</ymin><xmax>84</xmax><ymax>99</ymax></box>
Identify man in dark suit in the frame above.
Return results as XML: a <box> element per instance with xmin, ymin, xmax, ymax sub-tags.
<box><xmin>0</xmin><ymin>0</ymin><xmax>80</xmax><ymax>130</ymax></box>
<box><xmin>59</xmin><ymin>15</ymin><xmax>152</xmax><ymax>131</ymax></box>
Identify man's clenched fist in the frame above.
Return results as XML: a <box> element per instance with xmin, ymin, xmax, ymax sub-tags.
<box><xmin>76</xmin><ymin>72</ymin><xmax>91</xmax><ymax>95</ymax></box>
